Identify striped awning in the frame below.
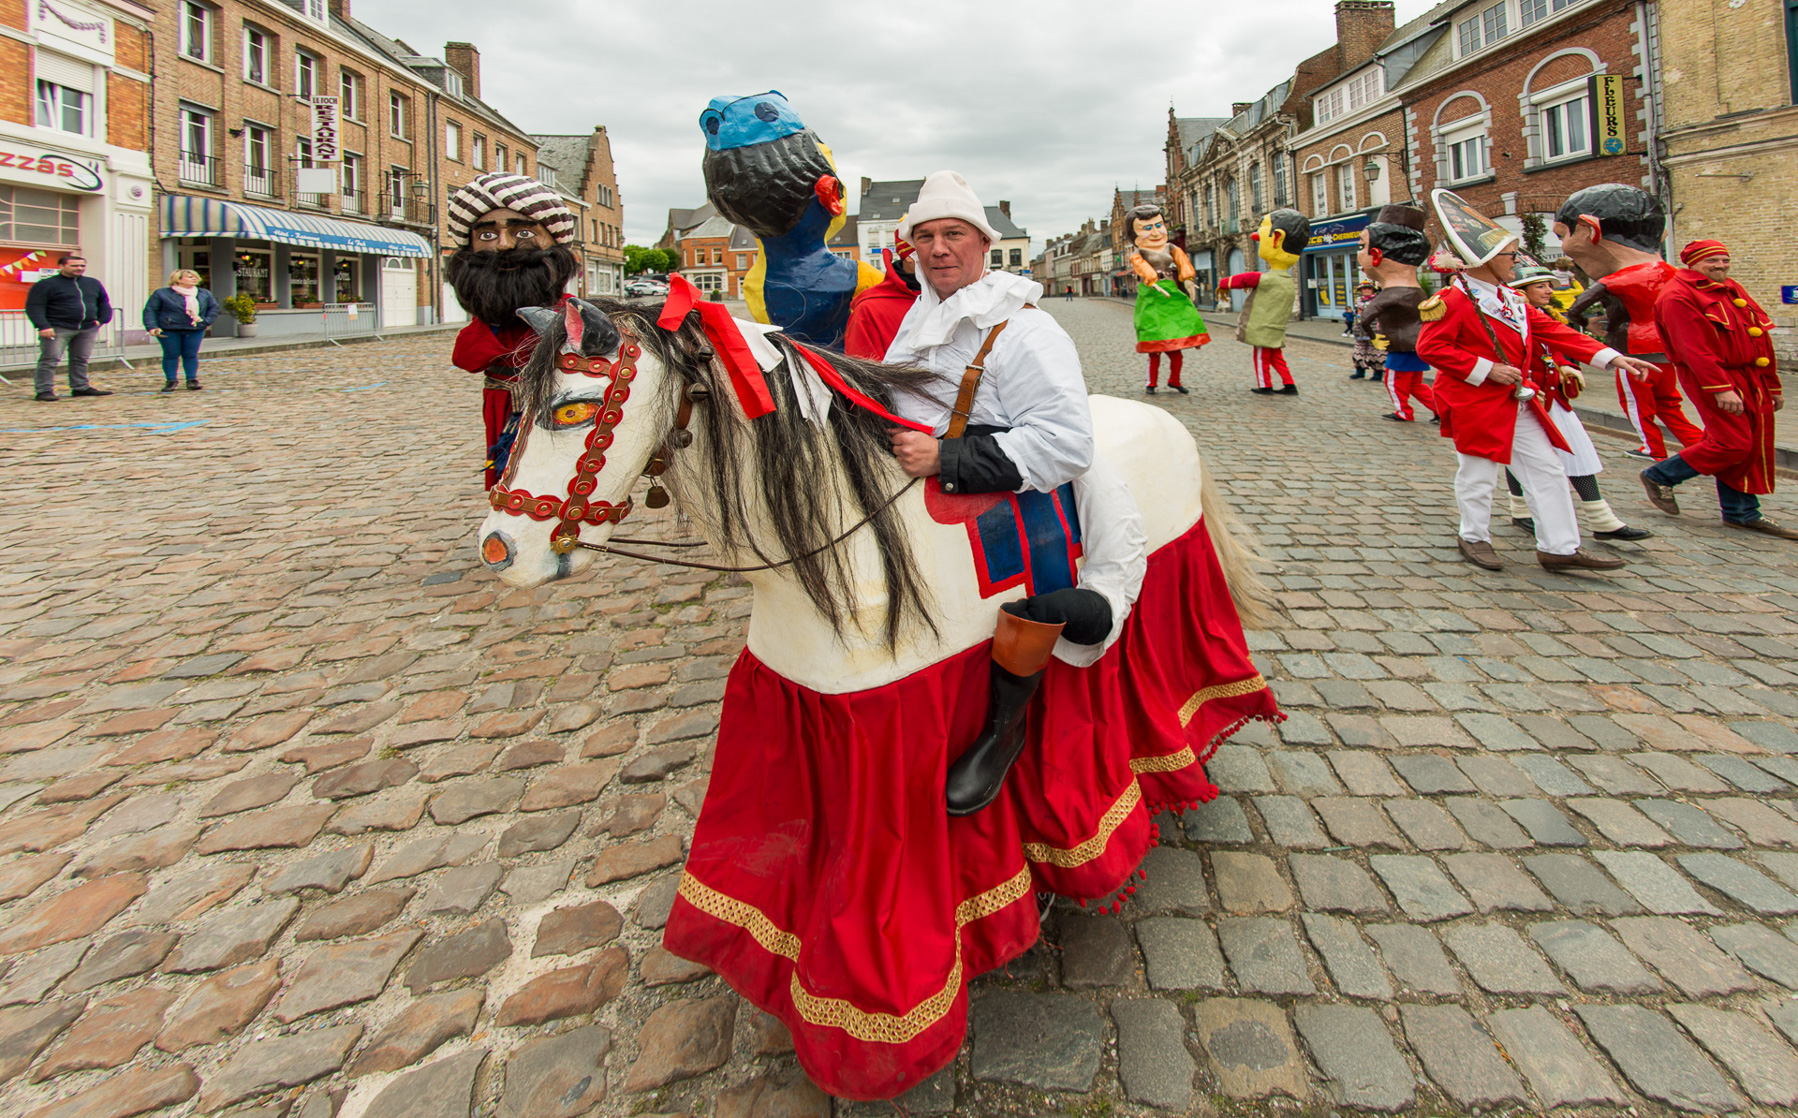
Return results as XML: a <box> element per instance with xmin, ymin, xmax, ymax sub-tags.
<box><xmin>161</xmin><ymin>195</ymin><xmax>431</xmax><ymax>258</ymax></box>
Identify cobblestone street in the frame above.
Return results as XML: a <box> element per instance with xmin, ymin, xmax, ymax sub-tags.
<box><xmin>3</xmin><ymin>302</ymin><xmax>1798</xmax><ymax>1118</ymax></box>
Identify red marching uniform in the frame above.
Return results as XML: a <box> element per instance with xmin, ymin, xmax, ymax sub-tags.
<box><xmin>1653</xmin><ymin>268</ymin><xmax>1782</xmax><ymax>494</ymax></box>
<box><xmin>1600</xmin><ymin>261</ymin><xmax>1706</xmax><ymax>458</ymax></box>
<box><xmin>1416</xmin><ymin>284</ymin><xmax>1613</xmax><ymax>461</ymax></box>
<box><xmin>451</xmin><ymin>320</ymin><xmax>537</xmax><ymax>489</ymax></box>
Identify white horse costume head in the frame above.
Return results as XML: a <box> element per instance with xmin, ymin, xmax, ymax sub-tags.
<box><xmin>478</xmin><ymin>297</ymin><xmax>1265</xmax><ymax>692</ymax></box>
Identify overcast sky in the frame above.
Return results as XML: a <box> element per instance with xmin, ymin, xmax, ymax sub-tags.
<box><xmin>356</xmin><ymin>0</ymin><xmax>1437</xmax><ymax>253</ymax></box>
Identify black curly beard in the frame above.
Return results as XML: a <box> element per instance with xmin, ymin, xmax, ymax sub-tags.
<box><xmin>446</xmin><ymin>244</ymin><xmax>579</xmax><ymax>327</ymax></box>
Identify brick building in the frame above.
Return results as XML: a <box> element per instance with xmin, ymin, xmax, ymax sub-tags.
<box><xmin>1657</xmin><ymin>0</ymin><xmax>1798</xmax><ymax>358</ymax></box>
<box><xmin>1395</xmin><ymin>0</ymin><xmax>1652</xmax><ymax>260</ymax></box>
<box><xmin>151</xmin><ymin>1</ymin><xmax>543</xmax><ymax>333</ymax></box>
<box><xmin>532</xmin><ymin>126</ymin><xmax>625</xmax><ymax>299</ymax></box>
<box><xmin>0</xmin><ymin>0</ymin><xmax>155</xmax><ymax>340</ymax></box>
<box><xmin>1172</xmin><ymin>2</ymin><xmax>1397</xmax><ymax>311</ymax></box>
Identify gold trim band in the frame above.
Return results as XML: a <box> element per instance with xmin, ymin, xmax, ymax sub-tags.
<box><xmin>1130</xmin><ymin>745</ymin><xmax>1197</xmax><ymax>774</ymax></box>
<box><xmin>678</xmin><ymin>865</ymin><xmax>1032</xmax><ymax>1045</ymax></box>
<box><xmin>1178</xmin><ymin>674</ymin><xmax>1269</xmax><ymax>727</ymax></box>
<box><xmin>1021</xmin><ymin>780</ymin><xmax>1141</xmax><ymax>868</ymax></box>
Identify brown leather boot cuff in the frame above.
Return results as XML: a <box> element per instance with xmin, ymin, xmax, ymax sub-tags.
<box><xmin>991</xmin><ymin>610</ymin><xmax>1066</xmax><ymax>676</ymax></box>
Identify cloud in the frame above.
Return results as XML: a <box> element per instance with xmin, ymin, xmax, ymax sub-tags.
<box><xmin>352</xmin><ymin>0</ymin><xmax>1438</xmax><ymax>253</ymax></box>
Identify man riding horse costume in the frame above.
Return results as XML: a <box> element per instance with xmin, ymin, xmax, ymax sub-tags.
<box><xmin>475</xmin><ymin>164</ymin><xmax>1280</xmax><ymax>1100</ymax></box>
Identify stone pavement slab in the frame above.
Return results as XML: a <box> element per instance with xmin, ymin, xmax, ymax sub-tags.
<box><xmin>1575</xmin><ymin>1004</ymin><xmax>1745</xmax><ymax>1113</ymax></box>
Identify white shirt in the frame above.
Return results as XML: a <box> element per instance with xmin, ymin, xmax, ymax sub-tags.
<box><xmin>884</xmin><ymin>273</ymin><xmax>1093</xmax><ymax>493</ymax></box>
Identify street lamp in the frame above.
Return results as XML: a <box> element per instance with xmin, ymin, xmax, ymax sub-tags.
<box><xmin>1363</xmin><ymin>158</ymin><xmax>1382</xmax><ymax>181</ymax></box>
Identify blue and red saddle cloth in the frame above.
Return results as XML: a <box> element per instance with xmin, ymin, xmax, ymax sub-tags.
<box><xmin>925</xmin><ymin>478</ymin><xmax>1082</xmax><ymax>598</ymax></box>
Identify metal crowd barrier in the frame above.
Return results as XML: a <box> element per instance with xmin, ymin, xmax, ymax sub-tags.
<box><xmin>0</xmin><ymin>312</ymin><xmax>134</xmax><ymax>382</ymax></box>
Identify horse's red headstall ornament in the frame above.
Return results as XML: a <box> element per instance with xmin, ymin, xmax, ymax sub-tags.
<box><xmin>486</xmin><ymin>325</ymin><xmax>644</xmax><ymax>556</ymax></box>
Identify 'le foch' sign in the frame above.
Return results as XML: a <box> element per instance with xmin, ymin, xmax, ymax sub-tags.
<box><xmin>311</xmin><ymin>96</ymin><xmax>341</xmax><ymax>162</ymax></box>
<box><xmin>0</xmin><ymin>146</ymin><xmax>104</xmax><ymax>192</ymax></box>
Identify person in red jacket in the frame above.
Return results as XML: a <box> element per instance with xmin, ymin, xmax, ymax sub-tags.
<box><xmin>1641</xmin><ymin>240</ymin><xmax>1795</xmax><ymax>538</ymax></box>
<box><xmin>1417</xmin><ymin>189</ymin><xmax>1659</xmax><ymax>573</ymax></box>
<box><xmin>844</xmin><ymin>232</ymin><xmax>920</xmax><ymax>360</ymax></box>
<box><xmin>444</xmin><ymin>172</ymin><xmax>579</xmax><ymax>488</ymax></box>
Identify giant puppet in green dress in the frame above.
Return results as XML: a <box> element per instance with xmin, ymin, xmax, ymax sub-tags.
<box><xmin>1125</xmin><ymin>204</ymin><xmax>1209</xmax><ymax>394</ymax></box>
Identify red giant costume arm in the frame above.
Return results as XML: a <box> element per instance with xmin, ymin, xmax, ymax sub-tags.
<box><xmin>1215</xmin><ymin>271</ymin><xmax>1263</xmax><ymax>292</ymax></box>
<box><xmin>1526</xmin><ymin>307</ymin><xmax>1614</xmax><ymax>368</ymax></box>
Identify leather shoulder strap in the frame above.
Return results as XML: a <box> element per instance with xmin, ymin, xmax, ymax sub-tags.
<box><xmin>945</xmin><ymin>319</ymin><xmax>1011</xmax><ymax>439</ymax></box>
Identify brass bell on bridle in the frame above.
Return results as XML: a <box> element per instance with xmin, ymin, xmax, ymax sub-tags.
<box><xmin>646</xmin><ymin>484</ymin><xmax>671</xmax><ymax>509</ymax></box>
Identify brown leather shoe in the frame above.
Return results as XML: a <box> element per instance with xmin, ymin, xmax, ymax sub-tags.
<box><xmin>1538</xmin><ymin>549</ymin><xmax>1626</xmax><ymax>571</ymax></box>
<box><xmin>1724</xmin><ymin>517</ymin><xmax>1798</xmax><ymax>540</ymax></box>
<box><xmin>1458</xmin><ymin>538</ymin><xmax>1504</xmax><ymax>570</ymax></box>
<box><xmin>1639</xmin><ymin>470</ymin><xmax>1679</xmax><ymax>515</ymax></box>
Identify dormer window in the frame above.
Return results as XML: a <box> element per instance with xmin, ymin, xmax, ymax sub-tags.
<box><xmin>302</xmin><ymin>0</ymin><xmax>327</xmax><ymax>24</ymax></box>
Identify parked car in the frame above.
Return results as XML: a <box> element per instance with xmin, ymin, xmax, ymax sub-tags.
<box><xmin>625</xmin><ymin>278</ymin><xmax>669</xmax><ymax>297</ymax></box>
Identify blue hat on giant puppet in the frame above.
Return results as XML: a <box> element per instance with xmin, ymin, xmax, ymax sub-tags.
<box><xmin>699</xmin><ymin>92</ymin><xmax>806</xmax><ymax>153</ymax></box>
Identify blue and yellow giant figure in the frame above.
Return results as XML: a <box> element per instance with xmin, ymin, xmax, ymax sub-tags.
<box><xmin>700</xmin><ymin>91</ymin><xmax>880</xmax><ymax>349</ymax></box>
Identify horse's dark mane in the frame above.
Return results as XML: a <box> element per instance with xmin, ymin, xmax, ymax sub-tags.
<box><xmin>516</xmin><ymin>298</ymin><xmax>943</xmax><ymax>650</ymax></box>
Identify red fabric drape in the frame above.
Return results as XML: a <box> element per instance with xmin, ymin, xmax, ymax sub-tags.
<box><xmin>664</xmin><ymin>516</ymin><xmax>1280</xmax><ymax>1100</ymax></box>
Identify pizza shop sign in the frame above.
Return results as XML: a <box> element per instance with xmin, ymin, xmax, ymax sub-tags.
<box><xmin>0</xmin><ymin>146</ymin><xmax>105</xmax><ymax>192</ymax></box>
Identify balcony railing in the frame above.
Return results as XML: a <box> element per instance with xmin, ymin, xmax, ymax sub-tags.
<box><xmin>243</xmin><ymin>165</ymin><xmax>280</xmax><ymax>199</ymax></box>
<box><xmin>178</xmin><ymin>153</ymin><xmax>222</xmax><ymax>188</ymax></box>
<box><xmin>382</xmin><ymin>196</ymin><xmax>435</xmax><ymax>226</ymax></box>
<box><xmin>340</xmin><ymin>189</ymin><xmax>367</xmax><ymax>215</ymax></box>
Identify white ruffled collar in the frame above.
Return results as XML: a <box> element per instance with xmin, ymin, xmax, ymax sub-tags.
<box><xmin>905</xmin><ymin>270</ymin><xmax>1044</xmax><ymax>350</ymax></box>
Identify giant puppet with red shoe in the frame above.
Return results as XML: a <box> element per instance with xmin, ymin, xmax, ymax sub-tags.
<box><xmin>1416</xmin><ymin>189</ymin><xmax>1661</xmax><ymax>573</ymax></box>
<box><xmin>1557</xmin><ymin>184</ymin><xmax>1705</xmax><ymax>462</ymax></box>
<box><xmin>474</xmin><ymin>158</ymin><xmax>1282</xmax><ymax>1100</ymax></box>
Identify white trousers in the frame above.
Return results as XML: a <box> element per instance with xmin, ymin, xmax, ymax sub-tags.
<box><xmin>1456</xmin><ymin>407</ymin><xmax>1581</xmax><ymax>556</ymax></box>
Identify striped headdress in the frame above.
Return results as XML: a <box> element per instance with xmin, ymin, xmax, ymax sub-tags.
<box><xmin>446</xmin><ymin>171</ymin><xmax>576</xmax><ymax>246</ymax></box>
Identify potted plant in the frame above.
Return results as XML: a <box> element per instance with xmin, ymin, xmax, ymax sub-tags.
<box><xmin>223</xmin><ymin>294</ymin><xmax>260</xmax><ymax>337</ymax></box>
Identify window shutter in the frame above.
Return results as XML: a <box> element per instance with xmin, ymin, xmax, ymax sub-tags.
<box><xmin>36</xmin><ymin>50</ymin><xmax>95</xmax><ymax>93</ymax></box>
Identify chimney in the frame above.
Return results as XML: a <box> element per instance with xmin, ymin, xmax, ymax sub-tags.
<box><xmin>328</xmin><ymin>0</ymin><xmax>351</xmax><ymax>19</ymax></box>
<box><xmin>998</xmin><ymin>200</ymin><xmax>1011</xmax><ymax>218</ymax></box>
<box><xmin>1335</xmin><ymin>1</ymin><xmax>1396</xmax><ymax>66</ymax></box>
<box><xmin>860</xmin><ymin>176</ymin><xmax>872</xmax><ymax>198</ymax></box>
<box><xmin>444</xmin><ymin>42</ymin><xmax>480</xmax><ymax>100</ymax></box>
<box><xmin>1232</xmin><ymin>102</ymin><xmax>1253</xmax><ymax>116</ymax></box>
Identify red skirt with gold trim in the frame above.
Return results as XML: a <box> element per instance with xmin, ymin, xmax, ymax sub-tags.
<box><xmin>662</xmin><ymin>517</ymin><xmax>1280</xmax><ymax>1100</ymax></box>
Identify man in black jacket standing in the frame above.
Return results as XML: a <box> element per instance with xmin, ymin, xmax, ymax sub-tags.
<box><xmin>25</xmin><ymin>253</ymin><xmax>113</xmax><ymax>400</ymax></box>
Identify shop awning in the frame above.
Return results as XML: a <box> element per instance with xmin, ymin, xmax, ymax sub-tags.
<box><xmin>161</xmin><ymin>196</ymin><xmax>431</xmax><ymax>258</ymax></box>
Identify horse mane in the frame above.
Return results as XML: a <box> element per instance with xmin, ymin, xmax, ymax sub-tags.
<box><xmin>516</xmin><ymin>298</ymin><xmax>943</xmax><ymax>650</ymax></box>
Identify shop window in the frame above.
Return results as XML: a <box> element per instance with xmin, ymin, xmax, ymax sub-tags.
<box><xmin>333</xmin><ymin>258</ymin><xmax>360</xmax><ymax>302</ymax></box>
<box><xmin>295</xmin><ymin>49</ymin><xmax>320</xmax><ymax>101</ymax></box>
<box><xmin>243</xmin><ymin>124</ymin><xmax>275</xmax><ymax>197</ymax></box>
<box><xmin>180</xmin><ymin>1</ymin><xmax>212</xmax><ymax>62</ymax></box>
<box><xmin>340</xmin><ymin>71</ymin><xmax>362</xmax><ymax>120</ymax></box>
<box><xmin>0</xmin><ymin>186</ymin><xmax>80</xmax><ymax>245</ymax></box>
<box><xmin>35</xmin><ymin>82</ymin><xmax>89</xmax><ymax>135</ymax></box>
<box><xmin>290</xmin><ymin>253</ymin><xmax>322</xmax><ymax>306</ymax></box>
<box><xmin>244</xmin><ymin>27</ymin><xmax>269</xmax><ymax>86</ymax></box>
<box><xmin>234</xmin><ymin>249</ymin><xmax>274</xmax><ymax>303</ymax></box>
<box><xmin>1539</xmin><ymin>90</ymin><xmax>1590</xmax><ymax>161</ymax></box>
<box><xmin>445</xmin><ymin>121</ymin><xmax>461</xmax><ymax>161</ymax></box>
<box><xmin>389</xmin><ymin>91</ymin><xmax>408</xmax><ymax>139</ymax></box>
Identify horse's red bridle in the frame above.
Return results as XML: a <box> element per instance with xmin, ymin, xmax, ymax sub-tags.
<box><xmin>487</xmin><ymin>329</ymin><xmax>642</xmax><ymax>555</ymax></box>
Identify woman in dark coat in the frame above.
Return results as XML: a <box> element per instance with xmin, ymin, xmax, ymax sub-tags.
<box><xmin>143</xmin><ymin>269</ymin><xmax>221</xmax><ymax>391</ymax></box>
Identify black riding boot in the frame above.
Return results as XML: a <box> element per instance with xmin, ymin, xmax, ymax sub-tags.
<box><xmin>945</xmin><ymin>609</ymin><xmax>1065</xmax><ymax>816</ymax></box>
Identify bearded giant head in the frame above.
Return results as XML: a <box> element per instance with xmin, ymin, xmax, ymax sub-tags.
<box><xmin>445</xmin><ymin>171</ymin><xmax>581</xmax><ymax>327</ymax></box>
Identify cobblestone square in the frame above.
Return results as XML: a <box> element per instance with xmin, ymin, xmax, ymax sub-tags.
<box><xmin>2</xmin><ymin>300</ymin><xmax>1797</xmax><ymax>1116</ymax></box>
